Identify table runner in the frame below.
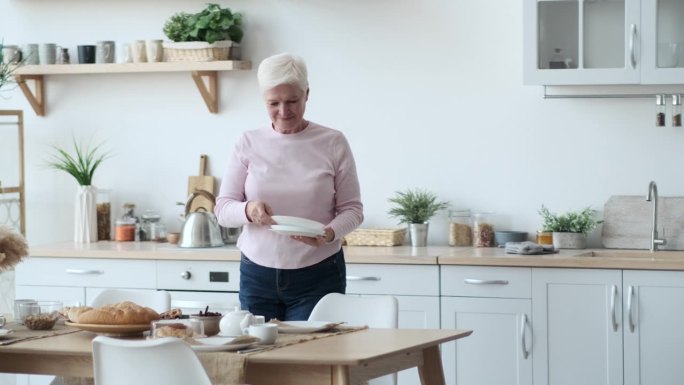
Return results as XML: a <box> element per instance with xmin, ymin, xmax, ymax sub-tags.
<box><xmin>0</xmin><ymin>322</ymin><xmax>81</xmax><ymax>346</ymax></box>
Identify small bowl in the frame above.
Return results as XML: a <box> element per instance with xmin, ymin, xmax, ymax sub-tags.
<box><xmin>189</xmin><ymin>314</ymin><xmax>222</xmax><ymax>336</ymax></box>
<box><xmin>166</xmin><ymin>232</ymin><xmax>180</xmax><ymax>244</ymax></box>
<box><xmin>20</xmin><ymin>301</ymin><xmax>63</xmax><ymax>330</ymax></box>
<box><xmin>494</xmin><ymin>231</ymin><xmax>528</xmax><ymax>247</ymax></box>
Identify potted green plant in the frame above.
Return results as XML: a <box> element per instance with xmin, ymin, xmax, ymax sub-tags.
<box><xmin>388</xmin><ymin>189</ymin><xmax>449</xmax><ymax>247</ymax></box>
<box><xmin>162</xmin><ymin>3</ymin><xmax>244</xmax><ymax>62</ymax></box>
<box><xmin>538</xmin><ymin>205</ymin><xmax>601</xmax><ymax>249</ymax></box>
<box><xmin>47</xmin><ymin>138</ymin><xmax>109</xmax><ymax>243</ymax></box>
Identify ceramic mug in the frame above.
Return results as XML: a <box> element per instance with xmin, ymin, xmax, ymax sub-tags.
<box><xmin>0</xmin><ymin>315</ymin><xmax>6</xmax><ymax>328</ymax></box>
<box><xmin>131</xmin><ymin>40</ymin><xmax>147</xmax><ymax>63</ymax></box>
<box><xmin>23</xmin><ymin>44</ymin><xmax>39</xmax><ymax>65</ymax></box>
<box><xmin>2</xmin><ymin>45</ymin><xmax>21</xmax><ymax>65</ymax></box>
<box><xmin>145</xmin><ymin>40</ymin><xmax>163</xmax><ymax>63</ymax></box>
<box><xmin>96</xmin><ymin>41</ymin><xmax>115</xmax><ymax>64</ymax></box>
<box><xmin>39</xmin><ymin>43</ymin><xmax>57</xmax><ymax>65</ymax></box>
<box><xmin>77</xmin><ymin>45</ymin><xmax>96</xmax><ymax>64</ymax></box>
<box><xmin>248</xmin><ymin>323</ymin><xmax>278</xmax><ymax>345</ymax></box>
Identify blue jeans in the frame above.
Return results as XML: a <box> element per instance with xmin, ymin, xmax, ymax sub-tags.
<box><xmin>239</xmin><ymin>249</ymin><xmax>346</xmax><ymax>321</ymax></box>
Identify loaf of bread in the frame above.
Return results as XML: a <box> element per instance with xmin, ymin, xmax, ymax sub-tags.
<box><xmin>67</xmin><ymin>306</ymin><xmax>94</xmax><ymax>323</ymax></box>
<box><xmin>76</xmin><ymin>301</ymin><xmax>160</xmax><ymax>325</ymax></box>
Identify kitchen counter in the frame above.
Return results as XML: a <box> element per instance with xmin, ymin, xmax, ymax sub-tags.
<box><xmin>27</xmin><ymin>241</ymin><xmax>684</xmax><ymax>270</ymax></box>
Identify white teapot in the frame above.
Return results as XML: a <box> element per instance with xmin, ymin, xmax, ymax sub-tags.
<box><xmin>219</xmin><ymin>308</ymin><xmax>256</xmax><ymax>336</ymax></box>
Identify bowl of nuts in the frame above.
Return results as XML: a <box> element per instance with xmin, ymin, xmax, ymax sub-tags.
<box><xmin>19</xmin><ymin>301</ymin><xmax>63</xmax><ymax>330</ymax></box>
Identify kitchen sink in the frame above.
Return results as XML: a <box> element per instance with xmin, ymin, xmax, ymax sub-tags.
<box><xmin>576</xmin><ymin>249</ymin><xmax>684</xmax><ymax>260</ymax></box>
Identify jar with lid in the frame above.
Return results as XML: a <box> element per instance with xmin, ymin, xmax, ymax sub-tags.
<box><xmin>536</xmin><ymin>230</ymin><xmax>553</xmax><ymax>245</ymax></box>
<box><xmin>448</xmin><ymin>210</ymin><xmax>472</xmax><ymax>246</ymax></box>
<box><xmin>96</xmin><ymin>189</ymin><xmax>111</xmax><ymax>241</ymax></box>
<box><xmin>672</xmin><ymin>94</ymin><xmax>682</xmax><ymax>127</ymax></box>
<box><xmin>472</xmin><ymin>212</ymin><xmax>496</xmax><ymax>247</ymax></box>
<box><xmin>140</xmin><ymin>210</ymin><xmax>162</xmax><ymax>241</ymax></box>
<box><xmin>115</xmin><ymin>218</ymin><xmax>136</xmax><ymax>241</ymax></box>
<box><xmin>656</xmin><ymin>94</ymin><xmax>666</xmax><ymax>127</ymax></box>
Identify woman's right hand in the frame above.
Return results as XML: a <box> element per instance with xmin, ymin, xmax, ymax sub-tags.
<box><xmin>246</xmin><ymin>201</ymin><xmax>276</xmax><ymax>226</ymax></box>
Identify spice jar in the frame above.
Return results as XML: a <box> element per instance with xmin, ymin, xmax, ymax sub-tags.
<box><xmin>448</xmin><ymin>210</ymin><xmax>472</xmax><ymax>247</ymax></box>
<box><xmin>472</xmin><ymin>212</ymin><xmax>495</xmax><ymax>247</ymax></box>
<box><xmin>115</xmin><ymin>218</ymin><xmax>136</xmax><ymax>241</ymax></box>
<box><xmin>536</xmin><ymin>230</ymin><xmax>553</xmax><ymax>245</ymax></box>
<box><xmin>656</xmin><ymin>94</ymin><xmax>666</xmax><ymax>127</ymax></box>
<box><xmin>96</xmin><ymin>189</ymin><xmax>111</xmax><ymax>241</ymax></box>
<box><xmin>672</xmin><ymin>94</ymin><xmax>682</xmax><ymax>127</ymax></box>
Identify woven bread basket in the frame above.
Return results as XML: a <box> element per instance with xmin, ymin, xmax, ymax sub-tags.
<box><xmin>344</xmin><ymin>228</ymin><xmax>407</xmax><ymax>246</ymax></box>
<box><xmin>162</xmin><ymin>41</ymin><xmax>234</xmax><ymax>62</ymax></box>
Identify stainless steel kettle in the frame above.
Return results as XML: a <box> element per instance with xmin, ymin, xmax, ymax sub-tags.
<box><xmin>178</xmin><ymin>190</ymin><xmax>224</xmax><ymax>248</ymax></box>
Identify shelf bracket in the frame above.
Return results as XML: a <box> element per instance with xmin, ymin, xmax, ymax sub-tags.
<box><xmin>15</xmin><ymin>75</ymin><xmax>45</xmax><ymax>116</ymax></box>
<box><xmin>191</xmin><ymin>71</ymin><xmax>218</xmax><ymax>113</ymax></box>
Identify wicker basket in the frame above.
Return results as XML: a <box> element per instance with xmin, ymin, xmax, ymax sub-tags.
<box><xmin>344</xmin><ymin>228</ymin><xmax>407</xmax><ymax>246</ymax></box>
<box><xmin>162</xmin><ymin>41</ymin><xmax>235</xmax><ymax>62</ymax></box>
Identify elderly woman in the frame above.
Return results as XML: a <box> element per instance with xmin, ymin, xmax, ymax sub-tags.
<box><xmin>215</xmin><ymin>53</ymin><xmax>364</xmax><ymax>321</ymax></box>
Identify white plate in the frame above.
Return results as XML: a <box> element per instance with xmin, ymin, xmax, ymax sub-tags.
<box><xmin>271</xmin><ymin>224</ymin><xmax>325</xmax><ymax>236</ymax></box>
<box><xmin>276</xmin><ymin>321</ymin><xmax>340</xmax><ymax>334</ymax></box>
<box><xmin>272</xmin><ymin>216</ymin><xmax>325</xmax><ymax>231</ymax></box>
<box><xmin>190</xmin><ymin>336</ymin><xmax>257</xmax><ymax>352</ymax></box>
<box><xmin>270</xmin><ymin>228</ymin><xmax>323</xmax><ymax>238</ymax></box>
<box><xmin>0</xmin><ymin>329</ymin><xmax>13</xmax><ymax>337</ymax></box>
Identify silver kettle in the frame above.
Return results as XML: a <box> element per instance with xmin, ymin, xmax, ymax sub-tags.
<box><xmin>178</xmin><ymin>190</ymin><xmax>225</xmax><ymax>248</ymax></box>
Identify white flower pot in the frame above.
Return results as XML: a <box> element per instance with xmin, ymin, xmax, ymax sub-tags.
<box><xmin>74</xmin><ymin>185</ymin><xmax>97</xmax><ymax>243</ymax></box>
<box><xmin>552</xmin><ymin>232</ymin><xmax>587</xmax><ymax>249</ymax></box>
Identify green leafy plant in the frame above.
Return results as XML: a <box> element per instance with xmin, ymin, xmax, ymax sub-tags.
<box><xmin>163</xmin><ymin>3</ymin><xmax>244</xmax><ymax>44</ymax></box>
<box><xmin>0</xmin><ymin>41</ymin><xmax>25</xmax><ymax>91</ymax></box>
<box><xmin>538</xmin><ymin>205</ymin><xmax>601</xmax><ymax>234</ymax></box>
<box><xmin>388</xmin><ymin>189</ymin><xmax>449</xmax><ymax>224</ymax></box>
<box><xmin>47</xmin><ymin>138</ymin><xmax>110</xmax><ymax>186</ymax></box>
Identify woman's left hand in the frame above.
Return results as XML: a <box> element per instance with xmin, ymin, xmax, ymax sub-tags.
<box><xmin>292</xmin><ymin>227</ymin><xmax>334</xmax><ymax>247</ymax></box>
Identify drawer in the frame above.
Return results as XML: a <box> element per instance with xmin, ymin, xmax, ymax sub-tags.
<box><xmin>15</xmin><ymin>258</ymin><xmax>156</xmax><ymax>289</ymax></box>
<box><xmin>441</xmin><ymin>266</ymin><xmax>531</xmax><ymax>298</ymax></box>
<box><xmin>346</xmin><ymin>264</ymin><xmax>439</xmax><ymax>296</ymax></box>
<box><xmin>157</xmin><ymin>260</ymin><xmax>240</xmax><ymax>292</ymax></box>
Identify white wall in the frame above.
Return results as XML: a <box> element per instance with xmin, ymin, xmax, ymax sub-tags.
<box><xmin>1</xmin><ymin>0</ymin><xmax>682</xmax><ymax>248</ymax></box>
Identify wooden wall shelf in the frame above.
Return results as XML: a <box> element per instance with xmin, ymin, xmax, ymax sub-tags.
<box><xmin>14</xmin><ymin>60</ymin><xmax>252</xmax><ymax>116</ymax></box>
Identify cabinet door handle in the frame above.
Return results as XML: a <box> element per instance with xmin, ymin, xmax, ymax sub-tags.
<box><xmin>629</xmin><ymin>23</ymin><xmax>637</xmax><ymax>69</ymax></box>
<box><xmin>346</xmin><ymin>276</ymin><xmax>381</xmax><ymax>281</ymax></box>
<box><xmin>520</xmin><ymin>313</ymin><xmax>530</xmax><ymax>359</ymax></box>
<box><xmin>610</xmin><ymin>284</ymin><xmax>618</xmax><ymax>332</ymax></box>
<box><xmin>66</xmin><ymin>269</ymin><xmax>104</xmax><ymax>275</ymax></box>
<box><xmin>464</xmin><ymin>279</ymin><xmax>509</xmax><ymax>285</ymax></box>
<box><xmin>628</xmin><ymin>285</ymin><xmax>636</xmax><ymax>332</ymax></box>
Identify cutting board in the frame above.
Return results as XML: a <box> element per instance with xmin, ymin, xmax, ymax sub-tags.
<box><xmin>602</xmin><ymin>195</ymin><xmax>684</xmax><ymax>250</ymax></box>
<box><xmin>187</xmin><ymin>154</ymin><xmax>215</xmax><ymax>213</ymax></box>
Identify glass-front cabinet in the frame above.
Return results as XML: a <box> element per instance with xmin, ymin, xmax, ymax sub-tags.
<box><xmin>524</xmin><ymin>0</ymin><xmax>684</xmax><ymax>85</ymax></box>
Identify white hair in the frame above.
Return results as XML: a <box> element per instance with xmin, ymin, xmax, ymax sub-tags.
<box><xmin>257</xmin><ymin>52</ymin><xmax>309</xmax><ymax>93</ymax></box>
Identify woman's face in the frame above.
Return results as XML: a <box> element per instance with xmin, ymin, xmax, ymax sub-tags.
<box><xmin>264</xmin><ymin>84</ymin><xmax>309</xmax><ymax>134</ymax></box>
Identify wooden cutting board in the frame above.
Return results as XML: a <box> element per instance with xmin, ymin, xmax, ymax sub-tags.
<box><xmin>602</xmin><ymin>195</ymin><xmax>684</xmax><ymax>250</ymax></box>
<box><xmin>187</xmin><ymin>154</ymin><xmax>215</xmax><ymax>213</ymax></box>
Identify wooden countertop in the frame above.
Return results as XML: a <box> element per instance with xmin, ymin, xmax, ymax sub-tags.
<box><xmin>28</xmin><ymin>241</ymin><xmax>684</xmax><ymax>270</ymax></box>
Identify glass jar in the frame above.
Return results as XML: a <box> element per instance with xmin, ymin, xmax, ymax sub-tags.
<box><xmin>96</xmin><ymin>189</ymin><xmax>111</xmax><ymax>241</ymax></box>
<box><xmin>536</xmin><ymin>230</ymin><xmax>553</xmax><ymax>245</ymax></box>
<box><xmin>148</xmin><ymin>222</ymin><xmax>167</xmax><ymax>242</ymax></box>
<box><xmin>472</xmin><ymin>212</ymin><xmax>495</xmax><ymax>247</ymax></box>
<box><xmin>656</xmin><ymin>94</ymin><xmax>666</xmax><ymax>127</ymax></box>
<box><xmin>672</xmin><ymin>94</ymin><xmax>682</xmax><ymax>127</ymax></box>
<box><xmin>448</xmin><ymin>210</ymin><xmax>472</xmax><ymax>247</ymax></box>
<box><xmin>115</xmin><ymin>218</ymin><xmax>136</xmax><ymax>241</ymax></box>
<box><xmin>549</xmin><ymin>48</ymin><xmax>568</xmax><ymax>69</ymax></box>
<box><xmin>140</xmin><ymin>210</ymin><xmax>162</xmax><ymax>241</ymax></box>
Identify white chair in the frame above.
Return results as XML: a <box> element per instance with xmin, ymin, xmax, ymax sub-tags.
<box><xmin>92</xmin><ymin>336</ymin><xmax>212</xmax><ymax>385</ymax></box>
<box><xmin>89</xmin><ymin>289</ymin><xmax>171</xmax><ymax>313</ymax></box>
<box><xmin>308</xmin><ymin>293</ymin><xmax>399</xmax><ymax>385</ymax></box>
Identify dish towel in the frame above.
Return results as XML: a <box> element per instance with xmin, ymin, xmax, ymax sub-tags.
<box><xmin>505</xmin><ymin>241</ymin><xmax>555</xmax><ymax>255</ymax></box>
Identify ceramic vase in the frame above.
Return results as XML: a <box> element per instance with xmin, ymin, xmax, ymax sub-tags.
<box><xmin>74</xmin><ymin>185</ymin><xmax>97</xmax><ymax>243</ymax></box>
<box><xmin>552</xmin><ymin>232</ymin><xmax>587</xmax><ymax>249</ymax></box>
<box><xmin>409</xmin><ymin>223</ymin><xmax>429</xmax><ymax>247</ymax></box>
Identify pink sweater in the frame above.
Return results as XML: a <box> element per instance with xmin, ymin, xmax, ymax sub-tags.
<box><xmin>215</xmin><ymin>122</ymin><xmax>364</xmax><ymax>269</ymax></box>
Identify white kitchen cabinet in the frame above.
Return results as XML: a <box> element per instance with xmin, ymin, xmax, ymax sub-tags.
<box><xmin>440</xmin><ymin>266</ymin><xmax>532</xmax><ymax>385</ymax></box>
<box><xmin>524</xmin><ymin>0</ymin><xmax>684</xmax><ymax>85</ymax></box>
<box><xmin>532</xmin><ymin>268</ymin><xmax>623</xmax><ymax>385</ymax></box>
<box><xmin>346</xmin><ymin>263</ymin><xmax>440</xmax><ymax>385</ymax></box>
<box><xmin>623</xmin><ymin>270</ymin><xmax>684</xmax><ymax>385</ymax></box>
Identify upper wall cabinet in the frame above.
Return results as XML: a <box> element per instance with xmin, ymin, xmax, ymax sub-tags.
<box><xmin>524</xmin><ymin>0</ymin><xmax>684</xmax><ymax>86</ymax></box>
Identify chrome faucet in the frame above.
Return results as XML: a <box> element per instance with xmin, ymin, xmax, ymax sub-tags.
<box><xmin>646</xmin><ymin>181</ymin><xmax>666</xmax><ymax>252</ymax></box>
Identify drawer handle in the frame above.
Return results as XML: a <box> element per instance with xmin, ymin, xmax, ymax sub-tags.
<box><xmin>66</xmin><ymin>269</ymin><xmax>104</xmax><ymax>275</ymax></box>
<box><xmin>346</xmin><ymin>276</ymin><xmax>381</xmax><ymax>281</ymax></box>
<box><xmin>520</xmin><ymin>313</ymin><xmax>530</xmax><ymax>359</ymax></box>
<box><xmin>464</xmin><ymin>279</ymin><xmax>509</xmax><ymax>285</ymax></box>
